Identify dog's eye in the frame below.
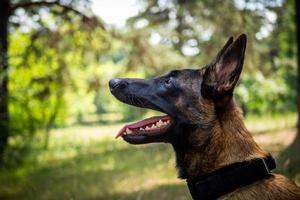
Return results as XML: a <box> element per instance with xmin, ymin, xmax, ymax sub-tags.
<box><xmin>164</xmin><ymin>78</ymin><xmax>172</xmax><ymax>88</ymax></box>
<box><xmin>170</xmin><ymin>70</ymin><xmax>178</xmax><ymax>77</ymax></box>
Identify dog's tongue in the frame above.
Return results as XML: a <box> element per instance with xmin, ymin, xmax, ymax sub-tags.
<box><xmin>115</xmin><ymin>115</ymin><xmax>171</xmax><ymax>138</ymax></box>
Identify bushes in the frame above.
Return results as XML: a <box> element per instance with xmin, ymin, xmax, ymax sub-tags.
<box><xmin>236</xmin><ymin>69</ymin><xmax>297</xmax><ymax>115</ymax></box>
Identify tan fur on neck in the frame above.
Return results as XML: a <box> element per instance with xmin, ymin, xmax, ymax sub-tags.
<box><xmin>184</xmin><ymin>101</ymin><xmax>266</xmax><ymax>177</ymax></box>
<box><xmin>183</xmin><ymin>101</ymin><xmax>300</xmax><ymax>199</ymax></box>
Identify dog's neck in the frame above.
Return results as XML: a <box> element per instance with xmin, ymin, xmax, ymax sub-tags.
<box><xmin>173</xmin><ymin>101</ymin><xmax>267</xmax><ymax>180</ymax></box>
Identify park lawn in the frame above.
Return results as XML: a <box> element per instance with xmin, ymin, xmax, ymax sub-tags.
<box><xmin>0</xmin><ymin>114</ymin><xmax>299</xmax><ymax>200</ymax></box>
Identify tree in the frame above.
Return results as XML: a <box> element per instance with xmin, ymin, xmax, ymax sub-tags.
<box><xmin>276</xmin><ymin>0</ymin><xmax>300</xmax><ymax>178</ymax></box>
<box><xmin>128</xmin><ymin>0</ymin><xmax>277</xmax><ymax>70</ymax></box>
<box><xmin>296</xmin><ymin>0</ymin><xmax>300</xmax><ymax>145</ymax></box>
<box><xmin>0</xmin><ymin>0</ymin><xmax>104</xmax><ymax>165</ymax></box>
<box><xmin>0</xmin><ymin>0</ymin><xmax>10</xmax><ymax>166</ymax></box>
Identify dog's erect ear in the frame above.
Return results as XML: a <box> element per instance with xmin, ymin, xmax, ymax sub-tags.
<box><xmin>214</xmin><ymin>36</ymin><xmax>234</xmax><ymax>61</ymax></box>
<box><xmin>202</xmin><ymin>34</ymin><xmax>247</xmax><ymax>97</ymax></box>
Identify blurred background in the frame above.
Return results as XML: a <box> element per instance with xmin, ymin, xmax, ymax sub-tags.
<box><xmin>0</xmin><ymin>0</ymin><xmax>299</xmax><ymax>199</ymax></box>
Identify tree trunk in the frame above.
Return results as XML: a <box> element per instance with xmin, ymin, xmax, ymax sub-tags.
<box><xmin>277</xmin><ymin>0</ymin><xmax>300</xmax><ymax>177</ymax></box>
<box><xmin>0</xmin><ymin>0</ymin><xmax>10</xmax><ymax>165</ymax></box>
<box><xmin>296</xmin><ymin>0</ymin><xmax>300</xmax><ymax>140</ymax></box>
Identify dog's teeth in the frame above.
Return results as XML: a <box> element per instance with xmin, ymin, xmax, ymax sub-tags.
<box><xmin>151</xmin><ymin>124</ymin><xmax>156</xmax><ymax>129</ymax></box>
<box><xmin>145</xmin><ymin>126</ymin><xmax>150</xmax><ymax>130</ymax></box>
<box><xmin>156</xmin><ymin>122</ymin><xmax>161</xmax><ymax>127</ymax></box>
<box><xmin>156</xmin><ymin>120</ymin><xmax>160</xmax><ymax>127</ymax></box>
<box><xmin>139</xmin><ymin>128</ymin><xmax>144</xmax><ymax>131</ymax></box>
<box><xmin>166</xmin><ymin>120</ymin><xmax>170</xmax><ymax>124</ymax></box>
<box><xmin>126</xmin><ymin>128</ymin><xmax>132</xmax><ymax>134</ymax></box>
<box><xmin>157</xmin><ymin>120</ymin><xmax>163</xmax><ymax>127</ymax></box>
<box><xmin>123</xmin><ymin>132</ymin><xmax>127</xmax><ymax>135</ymax></box>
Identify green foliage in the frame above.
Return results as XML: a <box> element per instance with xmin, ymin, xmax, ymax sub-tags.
<box><xmin>234</xmin><ymin>0</ymin><xmax>297</xmax><ymax>116</ymax></box>
<box><xmin>236</xmin><ymin>67</ymin><xmax>297</xmax><ymax>115</ymax></box>
<box><xmin>7</xmin><ymin>9</ymin><xmax>110</xmax><ymax>156</ymax></box>
<box><xmin>4</xmin><ymin>0</ymin><xmax>299</xmax><ymax>165</ymax></box>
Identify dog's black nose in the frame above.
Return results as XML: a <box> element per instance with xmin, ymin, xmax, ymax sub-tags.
<box><xmin>109</xmin><ymin>78</ymin><xmax>127</xmax><ymax>91</ymax></box>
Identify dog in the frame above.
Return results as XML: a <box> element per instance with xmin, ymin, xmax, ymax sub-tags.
<box><xmin>109</xmin><ymin>34</ymin><xmax>300</xmax><ymax>199</ymax></box>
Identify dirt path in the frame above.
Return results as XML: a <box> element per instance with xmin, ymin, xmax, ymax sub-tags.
<box><xmin>254</xmin><ymin>128</ymin><xmax>297</xmax><ymax>156</ymax></box>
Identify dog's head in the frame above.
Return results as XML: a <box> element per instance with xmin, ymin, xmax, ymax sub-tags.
<box><xmin>109</xmin><ymin>34</ymin><xmax>247</xmax><ymax>145</ymax></box>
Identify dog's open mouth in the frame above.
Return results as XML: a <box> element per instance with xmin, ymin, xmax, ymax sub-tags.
<box><xmin>116</xmin><ymin>115</ymin><xmax>173</xmax><ymax>141</ymax></box>
<box><xmin>109</xmin><ymin>78</ymin><xmax>176</xmax><ymax>144</ymax></box>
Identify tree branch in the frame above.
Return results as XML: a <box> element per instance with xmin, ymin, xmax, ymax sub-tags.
<box><xmin>11</xmin><ymin>1</ymin><xmax>106</xmax><ymax>30</ymax></box>
<box><xmin>11</xmin><ymin>1</ymin><xmax>88</xmax><ymax>20</ymax></box>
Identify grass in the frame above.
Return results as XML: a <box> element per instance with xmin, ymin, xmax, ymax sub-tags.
<box><xmin>245</xmin><ymin>113</ymin><xmax>297</xmax><ymax>134</ymax></box>
<box><xmin>0</xmin><ymin>114</ymin><xmax>299</xmax><ymax>200</ymax></box>
<box><xmin>0</xmin><ymin>127</ymin><xmax>187</xmax><ymax>200</ymax></box>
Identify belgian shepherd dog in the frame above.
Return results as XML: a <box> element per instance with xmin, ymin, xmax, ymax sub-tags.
<box><xmin>109</xmin><ymin>34</ymin><xmax>300</xmax><ymax>199</ymax></box>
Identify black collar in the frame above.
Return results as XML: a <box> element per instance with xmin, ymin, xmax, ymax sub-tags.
<box><xmin>187</xmin><ymin>155</ymin><xmax>276</xmax><ymax>200</ymax></box>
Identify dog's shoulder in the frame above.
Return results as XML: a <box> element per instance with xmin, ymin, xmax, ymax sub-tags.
<box><xmin>221</xmin><ymin>174</ymin><xmax>300</xmax><ymax>200</ymax></box>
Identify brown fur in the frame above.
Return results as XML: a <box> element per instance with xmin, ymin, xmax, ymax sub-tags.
<box><xmin>166</xmin><ymin>39</ymin><xmax>300</xmax><ymax>198</ymax></box>
<box><xmin>181</xmin><ymin>99</ymin><xmax>300</xmax><ymax>199</ymax></box>
<box><xmin>160</xmin><ymin>65</ymin><xmax>300</xmax><ymax>199</ymax></box>
<box><xmin>222</xmin><ymin>175</ymin><xmax>300</xmax><ymax>200</ymax></box>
